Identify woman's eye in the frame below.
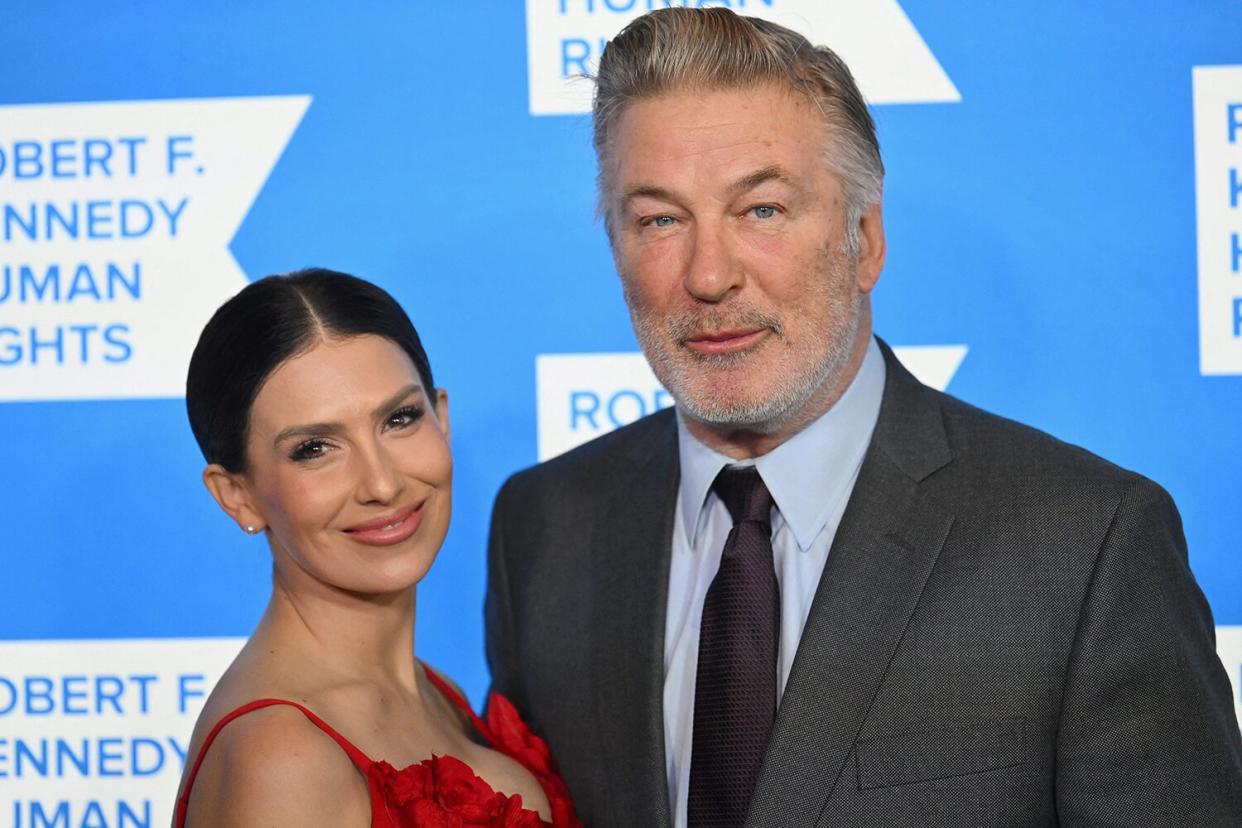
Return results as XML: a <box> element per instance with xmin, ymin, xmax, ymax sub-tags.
<box><xmin>750</xmin><ymin>205</ymin><xmax>777</xmax><ymax>219</ymax></box>
<box><xmin>386</xmin><ymin>405</ymin><xmax>424</xmax><ymax>430</ymax></box>
<box><xmin>290</xmin><ymin>440</ymin><xmax>330</xmax><ymax>462</ymax></box>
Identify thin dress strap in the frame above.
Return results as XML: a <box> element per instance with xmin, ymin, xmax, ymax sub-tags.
<box><xmin>174</xmin><ymin>699</ymin><xmax>373</xmax><ymax>827</ymax></box>
<box><xmin>422</xmin><ymin>666</ymin><xmax>496</xmax><ymax>743</ymax></box>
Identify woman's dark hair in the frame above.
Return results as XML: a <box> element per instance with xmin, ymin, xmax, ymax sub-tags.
<box><xmin>186</xmin><ymin>268</ymin><xmax>434</xmax><ymax>472</ymax></box>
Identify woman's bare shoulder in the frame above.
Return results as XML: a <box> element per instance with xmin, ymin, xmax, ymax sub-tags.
<box><xmin>181</xmin><ymin>650</ymin><xmax>281</xmax><ymax>767</ymax></box>
<box><xmin>182</xmin><ymin>701</ymin><xmax>370</xmax><ymax>825</ymax></box>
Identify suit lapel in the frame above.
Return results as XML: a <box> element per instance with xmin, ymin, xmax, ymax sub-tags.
<box><xmin>747</xmin><ymin>345</ymin><xmax>955</xmax><ymax>827</ymax></box>
<box><xmin>590</xmin><ymin>411</ymin><xmax>678</xmax><ymax>828</ymax></box>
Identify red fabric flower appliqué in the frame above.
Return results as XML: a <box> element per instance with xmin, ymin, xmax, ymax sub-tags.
<box><xmin>403</xmin><ymin>670</ymin><xmax>583</xmax><ymax>828</ymax></box>
<box><xmin>369</xmin><ymin>755</ymin><xmax>545</xmax><ymax>828</ymax></box>
<box><xmin>481</xmin><ymin>693</ymin><xmax>581</xmax><ymax>828</ymax></box>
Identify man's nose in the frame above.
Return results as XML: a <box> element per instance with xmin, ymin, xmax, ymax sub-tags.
<box><xmin>683</xmin><ymin>219</ymin><xmax>742</xmax><ymax>302</ymax></box>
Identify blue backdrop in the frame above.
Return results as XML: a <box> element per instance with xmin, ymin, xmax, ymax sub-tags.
<box><xmin>1</xmin><ymin>2</ymin><xmax>1239</xmax><ymax>823</ymax></box>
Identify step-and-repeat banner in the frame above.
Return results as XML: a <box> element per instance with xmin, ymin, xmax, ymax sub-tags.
<box><xmin>2</xmin><ymin>2</ymin><xmax>1240</xmax><ymax>823</ymax></box>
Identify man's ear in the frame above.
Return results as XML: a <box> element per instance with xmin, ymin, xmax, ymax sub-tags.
<box><xmin>202</xmin><ymin>464</ymin><xmax>266</xmax><ymax>535</ymax></box>
<box><xmin>855</xmin><ymin>201</ymin><xmax>887</xmax><ymax>295</ymax></box>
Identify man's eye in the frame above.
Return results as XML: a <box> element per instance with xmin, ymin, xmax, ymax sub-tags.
<box><xmin>649</xmin><ymin>215</ymin><xmax>676</xmax><ymax>228</ymax></box>
<box><xmin>290</xmin><ymin>440</ymin><xmax>330</xmax><ymax>462</ymax></box>
<box><xmin>386</xmin><ymin>405</ymin><xmax>424</xmax><ymax>430</ymax></box>
<box><xmin>751</xmin><ymin>205</ymin><xmax>777</xmax><ymax>219</ymax></box>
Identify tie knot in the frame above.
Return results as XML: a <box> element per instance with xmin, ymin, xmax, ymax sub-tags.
<box><xmin>712</xmin><ymin>466</ymin><xmax>773</xmax><ymax>526</ymax></box>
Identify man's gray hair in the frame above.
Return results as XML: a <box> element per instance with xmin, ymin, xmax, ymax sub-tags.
<box><xmin>593</xmin><ymin>7</ymin><xmax>884</xmax><ymax>245</ymax></box>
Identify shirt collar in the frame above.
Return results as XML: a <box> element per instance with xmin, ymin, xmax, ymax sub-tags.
<box><xmin>676</xmin><ymin>336</ymin><xmax>886</xmax><ymax>552</ymax></box>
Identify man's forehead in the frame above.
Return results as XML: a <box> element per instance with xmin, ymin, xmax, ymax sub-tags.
<box><xmin>621</xmin><ymin>165</ymin><xmax>802</xmax><ymax>205</ymax></box>
<box><xmin>614</xmin><ymin>115</ymin><xmax>828</xmax><ymax>206</ymax></box>
<box><xmin>617</xmin><ymin>83</ymin><xmax>813</xmax><ymax>135</ymax></box>
<box><xmin>614</xmin><ymin>85</ymin><xmax>820</xmax><ymax>163</ymax></box>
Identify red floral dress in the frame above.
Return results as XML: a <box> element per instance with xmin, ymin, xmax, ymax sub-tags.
<box><xmin>175</xmin><ymin>670</ymin><xmax>581</xmax><ymax>828</ymax></box>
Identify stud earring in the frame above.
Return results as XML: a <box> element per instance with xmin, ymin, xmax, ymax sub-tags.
<box><xmin>244</xmin><ymin>525</ymin><xmax>259</xmax><ymax>535</ymax></box>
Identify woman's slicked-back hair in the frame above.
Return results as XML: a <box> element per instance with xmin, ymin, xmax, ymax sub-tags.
<box><xmin>185</xmin><ymin>268</ymin><xmax>434</xmax><ymax>472</ymax></box>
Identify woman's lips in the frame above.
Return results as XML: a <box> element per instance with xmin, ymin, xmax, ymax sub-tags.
<box><xmin>343</xmin><ymin>502</ymin><xmax>424</xmax><ymax>546</ymax></box>
<box><xmin>684</xmin><ymin>328</ymin><xmax>768</xmax><ymax>355</ymax></box>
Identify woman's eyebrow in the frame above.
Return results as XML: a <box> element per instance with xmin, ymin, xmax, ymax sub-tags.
<box><xmin>273</xmin><ymin>384</ymin><xmax>423</xmax><ymax>445</ymax></box>
<box><xmin>273</xmin><ymin>421</ymin><xmax>344</xmax><ymax>445</ymax></box>
<box><xmin>370</xmin><ymin>384</ymin><xmax>422</xmax><ymax>419</ymax></box>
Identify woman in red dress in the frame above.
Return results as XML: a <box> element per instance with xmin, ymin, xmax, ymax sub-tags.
<box><xmin>175</xmin><ymin>269</ymin><xmax>579</xmax><ymax>827</ymax></box>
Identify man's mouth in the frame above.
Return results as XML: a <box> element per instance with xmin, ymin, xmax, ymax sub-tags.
<box><xmin>684</xmin><ymin>328</ymin><xmax>769</xmax><ymax>355</ymax></box>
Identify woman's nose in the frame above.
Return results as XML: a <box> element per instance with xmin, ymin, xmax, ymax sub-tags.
<box><xmin>355</xmin><ymin>444</ymin><xmax>404</xmax><ymax>504</ymax></box>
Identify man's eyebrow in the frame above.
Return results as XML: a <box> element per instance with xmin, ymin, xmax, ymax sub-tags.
<box><xmin>727</xmin><ymin>166</ymin><xmax>796</xmax><ymax>196</ymax></box>
<box><xmin>272</xmin><ymin>384</ymin><xmax>423</xmax><ymax>445</ymax></box>
<box><xmin>621</xmin><ymin>184</ymin><xmax>678</xmax><ymax>206</ymax></box>
<box><xmin>621</xmin><ymin>167</ymin><xmax>796</xmax><ymax>208</ymax></box>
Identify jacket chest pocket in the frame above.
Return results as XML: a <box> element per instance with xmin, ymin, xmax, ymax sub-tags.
<box><xmin>853</xmin><ymin>716</ymin><xmax>1025</xmax><ymax>790</ymax></box>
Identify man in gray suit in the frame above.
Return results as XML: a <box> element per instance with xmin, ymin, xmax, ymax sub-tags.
<box><xmin>486</xmin><ymin>8</ymin><xmax>1242</xmax><ymax>826</ymax></box>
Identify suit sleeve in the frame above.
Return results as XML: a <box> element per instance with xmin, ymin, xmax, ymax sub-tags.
<box><xmin>1055</xmin><ymin>479</ymin><xmax>1242</xmax><ymax>825</ymax></box>
<box><xmin>484</xmin><ymin>476</ymin><xmax>529</xmax><ymax>715</ymax></box>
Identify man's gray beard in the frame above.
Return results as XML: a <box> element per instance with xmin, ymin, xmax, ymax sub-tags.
<box><xmin>627</xmin><ymin>273</ymin><xmax>862</xmax><ymax>432</ymax></box>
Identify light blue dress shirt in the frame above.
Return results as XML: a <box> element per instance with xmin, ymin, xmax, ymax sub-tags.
<box><xmin>662</xmin><ymin>336</ymin><xmax>886</xmax><ymax>827</ymax></box>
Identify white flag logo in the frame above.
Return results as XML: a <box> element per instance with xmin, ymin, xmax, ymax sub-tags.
<box><xmin>526</xmin><ymin>0</ymin><xmax>960</xmax><ymax>116</ymax></box>
<box><xmin>0</xmin><ymin>95</ymin><xmax>310</xmax><ymax>401</ymax></box>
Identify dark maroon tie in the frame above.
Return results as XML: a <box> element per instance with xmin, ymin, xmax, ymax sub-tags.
<box><xmin>687</xmin><ymin>466</ymin><xmax>779</xmax><ymax>828</ymax></box>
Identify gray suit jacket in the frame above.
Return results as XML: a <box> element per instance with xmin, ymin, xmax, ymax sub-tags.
<box><xmin>485</xmin><ymin>342</ymin><xmax>1242</xmax><ymax>827</ymax></box>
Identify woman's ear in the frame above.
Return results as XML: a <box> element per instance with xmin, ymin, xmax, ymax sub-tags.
<box><xmin>433</xmin><ymin>388</ymin><xmax>450</xmax><ymax>442</ymax></box>
<box><xmin>202</xmin><ymin>464</ymin><xmax>266</xmax><ymax>535</ymax></box>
